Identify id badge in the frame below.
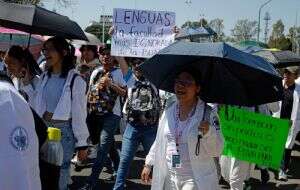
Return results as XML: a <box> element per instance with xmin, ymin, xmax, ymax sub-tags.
<box><xmin>172</xmin><ymin>154</ymin><xmax>181</xmax><ymax>168</ymax></box>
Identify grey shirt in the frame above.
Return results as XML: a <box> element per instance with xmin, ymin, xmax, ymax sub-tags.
<box><xmin>43</xmin><ymin>74</ymin><xmax>66</xmax><ymax>113</ymax></box>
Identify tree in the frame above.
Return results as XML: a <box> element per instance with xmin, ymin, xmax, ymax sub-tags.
<box><xmin>85</xmin><ymin>24</ymin><xmax>110</xmax><ymax>43</ymax></box>
<box><xmin>270</xmin><ymin>20</ymin><xmax>284</xmax><ymax>39</ymax></box>
<box><xmin>288</xmin><ymin>26</ymin><xmax>300</xmax><ymax>53</ymax></box>
<box><xmin>181</xmin><ymin>18</ymin><xmax>208</xmax><ymax>28</ymax></box>
<box><xmin>3</xmin><ymin>0</ymin><xmax>71</xmax><ymax>6</ymax></box>
<box><xmin>231</xmin><ymin>19</ymin><xmax>258</xmax><ymax>41</ymax></box>
<box><xmin>268</xmin><ymin>20</ymin><xmax>292</xmax><ymax>50</ymax></box>
<box><xmin>209</xmin><ymin>18</ymin><xmax>225</xmax><ymax>41</ymax></box>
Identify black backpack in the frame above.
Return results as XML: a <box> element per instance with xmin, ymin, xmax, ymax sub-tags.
<box><xmin>126</xmin><ymin>80</ymin><xmax>161</xmax><ymax>127</ymax></box>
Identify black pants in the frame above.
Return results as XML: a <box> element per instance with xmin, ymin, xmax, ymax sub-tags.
<box><xmin>281</xmin><ymin>149</ymin><xmax>292</xmax><ymax>171</ymax></box>
<box><xmin>86</xmin><ymin>112</ymin><xmax>120</xmax><ymax>172</ymax></box>
<box><xmin>40</xmin><ymin>160</ymin><xmax>60</xmax><ymax>190</ymax></box>
<box><xmin>87</xmin><ymin>112</ymin><xmax>105</xmax><ymax>145</ymax></box>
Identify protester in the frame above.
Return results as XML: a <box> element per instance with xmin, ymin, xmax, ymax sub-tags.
<box><xmin>0</xmin><ymin>71</ymin><xmax>41</xmax><ymax>190</ymax></box>
<box><xmin>4</xmin><ymin>46</ymin><xmax>42</xmax><ymax>105</ymax></box>
<box><xmin>76</xmin><ymin>45</ymin><xmax>101</xmax><ymax>78</ymax></box>
<box><xmin>80</xmin><ymin>45</ymin><xmax>126</xmax><ymax>190</ymax></box>
<box><xmin>113</xmin><ymin>57</ymin><xmax>161</xmax><ymax>190</ymax></box>
<box><xmin>274</xmin><ymin>66</ymin><xmax>300</xmax><ymax>181</ymax></box>
<box><xmin>141</xmin><ymin>69</ymin><xmax>223</xmax><ymax>190</ymax></box>
<box><xmin>29</xmin><ymin>36</ymin><xmax>89</xmax><ymax>190</ymax></box>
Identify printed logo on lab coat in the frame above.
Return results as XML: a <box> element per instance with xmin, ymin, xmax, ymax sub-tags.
<box><xmin>10</xmin><ymin>127</ymin><xmax>29</xmax><ymax>151</ymax></box>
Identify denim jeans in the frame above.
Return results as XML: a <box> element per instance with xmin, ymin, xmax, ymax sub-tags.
<box><xmin>52</xmin><ymin>121</ymin><xmax>75</xmax><ymax>190</ymax></box>
<box><xmin>88</xmin><ymin>113</ymin><xmax>120</xmax><ymax>187</ymax></box>
<box><xmin>113</xmin><ymin>123</ymin><xmax>157</xmax><ymax>190</ymax></box>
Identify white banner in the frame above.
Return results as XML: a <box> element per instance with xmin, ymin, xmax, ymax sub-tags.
<box><xmin>111</xmin><ymin>8</ymin><xmax>176</xmax><ymax>58</ymax></box>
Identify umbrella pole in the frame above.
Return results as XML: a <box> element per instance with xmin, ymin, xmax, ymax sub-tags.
<box><xmin>9</xmin><ymin>34</ymin><xmax>12</xmax><ymax>47</ymax></box>
<box><xmin>27</xmin><ymin>33</ymin><xmax>32</xmax><ymax>49</ymax></box>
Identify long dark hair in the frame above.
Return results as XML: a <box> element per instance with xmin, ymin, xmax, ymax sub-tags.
<box><xmin>7</xmin><ymin>45</ymin><xmax>42</xmax><ymax>76</ymax></box>
<box><xmin>44</xmin><ymin>36</ymin><xmax>75</xmax><ymax>78</ymax></box>
<box><xmin>80</xmin><ymin>45</ymin><xmax>98</xmax><ymax>59</ymax></box>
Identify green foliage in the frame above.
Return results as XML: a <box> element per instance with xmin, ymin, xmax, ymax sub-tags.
<box><xmin>85</xmin><ymin>24</ymin><xmax>110</xmax><ymax>43</ymax></box>
<box><xmin>231</xmin><ymin>19</ymin><xmax>258</xmax><ymax>41</ymax></box>
<box><xmin>181</xmin><ymin>18</ymin><xmax>208</xmax><ymax>28</ymax></box>
<box><xmin>268</xmin><ymin>20</ymin><xmax>292</xmax><ymax>50</ymax></box>
<box><xmin>3</xmin><ymin>0</ymin><xmax>71</xmax><ymax>6</ymax></box>
<box><xmin>209</xmin><ymin>18</ymin><xmax>225</xmax><ymax>41</ymax></box>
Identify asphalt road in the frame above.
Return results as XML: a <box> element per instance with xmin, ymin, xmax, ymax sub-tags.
<box><xmin>70</xmin><ymin>135</ymin><xmax>300</xmax><ymax>190</ymax></box>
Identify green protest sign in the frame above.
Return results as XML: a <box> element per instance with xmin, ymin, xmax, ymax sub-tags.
<box><xmin>219</xmin><ymin>106</ymin><xmax>290</xmax><ymax>170</ymax></box>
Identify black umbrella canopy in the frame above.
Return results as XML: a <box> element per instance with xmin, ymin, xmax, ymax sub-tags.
<box><xmin>0</xmin><ymin>0</ymin><xmax>88</xmax><ymax>41</ymax></box>
<box><xmin>139</xmin><ymin>41</ymin><xmax>283</xmax><ymax>106</ymax></box>
<box><xmin>254</xmin><ymin>50</ymin><xmax>300</xmax><ymax>68</ymax></box>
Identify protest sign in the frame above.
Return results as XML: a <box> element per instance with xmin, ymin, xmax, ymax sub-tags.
<box><xmin>111</xmin><ymin>8</ymin><xmax>176</xmax><ymax>58</ymax></box>
<box><xmin>219</xmin><ymin>106</ymin><xmax>290</xmax><ymax>169</ymax></box>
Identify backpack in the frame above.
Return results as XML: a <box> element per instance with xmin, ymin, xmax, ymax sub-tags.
<box><xmin>126</xmin><ymin>80</ymin><xmax>161</xmax><ymax>127</ymax></box>
<box><xmin>87</xmin><ymin>68</ymin><xmax>118</xmax><ymax>115</ymax></box>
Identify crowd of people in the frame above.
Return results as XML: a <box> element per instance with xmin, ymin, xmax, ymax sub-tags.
<box><xmin>0</xmin><ymin>32</ymin><xmax>299</xmax><ymax>190</ymax></box>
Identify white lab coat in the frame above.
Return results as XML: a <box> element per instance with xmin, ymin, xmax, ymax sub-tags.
<box><xmin>274</xmin><ymin>83</ymin><xmax>300</xmax><ymax>149</ymax></box>
<box><xmin>145</xmin><ymin>99</ymin><xmax>223</xmax><ymax>190</ymax></box>
<box><xmin>0</xmin><ymin>80</ymin><xmax>41</xmax><ymax>190</ymax></box>
<box><xmin>31</xmin><ymin>69</ymin><xmax>89</xmax><ymax>147</ymax></box>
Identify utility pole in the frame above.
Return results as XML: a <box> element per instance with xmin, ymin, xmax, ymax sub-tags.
<box><xmin>257</xmin><ymin>0</ymin><xmax>273</xmax><ymax>42</ymax></box>
<box><xmin>263</xmin><ymin>12</ymin><xmax>271</xmax><ymax>43</ymax></box>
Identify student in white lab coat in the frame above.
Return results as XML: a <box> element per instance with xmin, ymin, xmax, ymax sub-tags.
<box><xmin>4</xmin><ymin>46</ymin><xmax>41</xmax><ymax>106</ymax></box>
<box><xmin>274</xmin><ymin>66</ymin><xmax>300</xmax><ymax>181</ymax></box>
<box><xmin>30</xmin><ymin>36</ymin><xmax>89</xmax><ymax>190</ymax></box>
<box><xmin>141</xmin><ymin>69</ymin><xmax>223</xmax><ymax>190</ymax></box>
<box><xmin>0</xmin><ymin>72</ymin><xmax>41</xmax><ymax>190</ymax></box>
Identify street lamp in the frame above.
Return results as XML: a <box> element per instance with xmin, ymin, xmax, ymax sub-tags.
<box><xmin>257</xmin><ymin>0</ymin><xmax>273</xmax><ymax>42</ymax></box>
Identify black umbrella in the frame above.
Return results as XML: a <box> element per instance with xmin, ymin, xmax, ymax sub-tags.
<box><xmin>139</xmin><ymin>41</ymin><xmax>283</xmax><ymax>106</ymax></box>
<box><xmin>0</xmin><ymin>0</ymin><xmax>88</xmax><ymax>41</ymax></box>
<box><xmin>253</xmin><ymin>49</ymin><xmax>300</xmax><ymax>68</ymax></box>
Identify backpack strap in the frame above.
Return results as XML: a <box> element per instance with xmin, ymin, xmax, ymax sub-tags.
<box><xmin>70</xmin><ymin>73</ymin><xmax>88</xmax><ymax>100</ymax></box>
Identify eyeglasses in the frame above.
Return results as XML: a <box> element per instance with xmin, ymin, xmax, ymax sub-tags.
<box><xmin>174</xmin><ymin>79</ymin><xmax>195</xmax><ymax>86</ymax></box>
<box><xmin>42</xmin><ymin>47</ymin><xmax>56</xmax><ymax>54</ymax></box>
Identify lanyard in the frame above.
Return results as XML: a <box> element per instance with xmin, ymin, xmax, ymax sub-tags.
<box><xmin>174</xmin><ymin>102</ymin><xmax>197</xmax><ymax>146</ymax></box>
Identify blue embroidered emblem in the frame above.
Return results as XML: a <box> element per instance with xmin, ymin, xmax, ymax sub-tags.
<box><xmin>10</xmin><ymin>127</ymin><xmax>28</xmax><ymax>151</ymax></box>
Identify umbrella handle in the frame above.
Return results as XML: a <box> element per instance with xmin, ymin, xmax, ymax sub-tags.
<box><xmin>195</xmin><ymin>103</ymin><xmax>207</xmax><ymax>156</ymax></box>
<box><xmin>27</xmin><ymin>33</ymin><xmax>32</xmax><ymax>49</ymax></box>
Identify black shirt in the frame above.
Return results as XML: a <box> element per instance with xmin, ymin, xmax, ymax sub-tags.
<box><xmin>280</xmin><ymin>84</ymin><xmax>296</xmax><ymax>119</ymax></box>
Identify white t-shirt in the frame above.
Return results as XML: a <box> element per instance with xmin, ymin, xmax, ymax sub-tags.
<box><xmin>165</xmin><ymin>114</ymin><xmax>193</xmax><ymax>176</ymax></box>
<box><xmin>90</xmin><ymin>67</ymin><xmax>126</xmax><ymax>117</ymax></box>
